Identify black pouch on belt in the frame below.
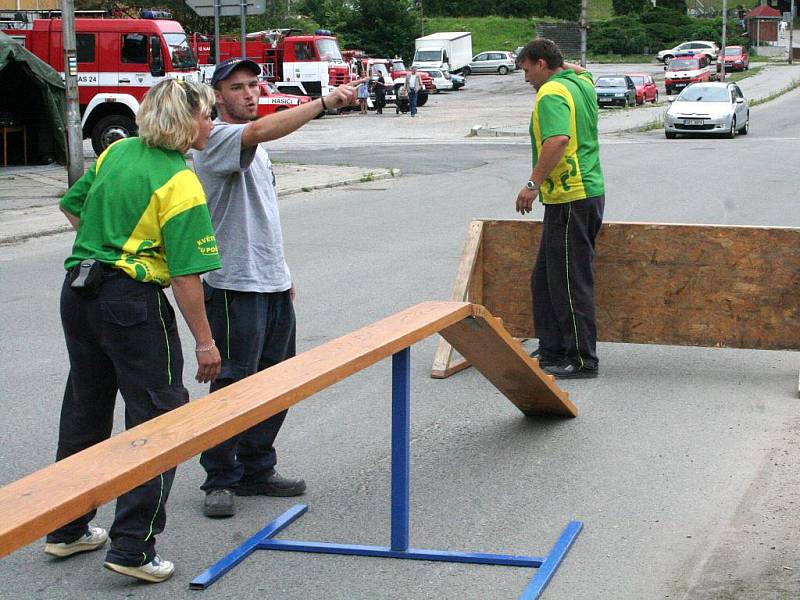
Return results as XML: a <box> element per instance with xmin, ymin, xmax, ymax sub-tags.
<box><xmin>69</xmin><ymin>259</ymin><xmax>103</xmax><ymax>297</ymax></box>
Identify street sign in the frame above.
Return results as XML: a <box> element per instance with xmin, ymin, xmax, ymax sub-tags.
<box><xmin>185</xmin><ymin>0</ymin><xmax>266</xmax><ymax>18</ymax></box>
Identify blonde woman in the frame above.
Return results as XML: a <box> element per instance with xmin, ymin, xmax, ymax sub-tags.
<box><xmin>43</xmin><ymin>79</ymin><xmax>221</xmax><ymax>583</ymax></box>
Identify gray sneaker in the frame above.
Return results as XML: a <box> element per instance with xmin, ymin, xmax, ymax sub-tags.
<box><xmin>203</xmin><ymin>488</ymin><xmax>235</xmax><ymax>518</ymax></box>
<box><xmin>104</xmin><ymin>555</ymin><xmax>175</xmax><ymax>583</ymax></box>
<box><xmin>44</xmin><ymin>525</ymin><xmax>108</xmax><ymax>558</ymax></box>
<box><xmin>235</xmin><ymin>471</ymin><xmax>306</xmax><ymax>497</ymax></box>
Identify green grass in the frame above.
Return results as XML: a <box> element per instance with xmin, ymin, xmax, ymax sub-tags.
<box><xmin>588</xmin><ymin>0</ymin><xmax>613</xmax><ymax>22</ymax></box>
<box><xmin>725</xmin><ymin>67</ymin><xmax>760</xmax><ymax>83</ymax></box>
<box><xmin>639</xmin><ymin>115</ymin><xmax>666</xmax><ymax>132</ymax></box>
<box><xmin>422</xmin><ymin>16</ymin><xmax>537</xmax><ymax>53</ymax></box>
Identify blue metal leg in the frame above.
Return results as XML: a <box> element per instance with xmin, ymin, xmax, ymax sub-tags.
<box><xmin>260</xmin><ymin>538</ymin><xmax>544</xmax><ymax>567</ymax></box>
<box><xmin>391</xmin><ymin>348</ymin><xmax>410</xmax><ymax>552</ymax></box>
<box><xmin>191</xmin><ymin>348</ymin><xmax>583</xmax><ymax>598</ymax></box>
<box><xmin>189</xmin><ymin>504</ymin><xmax>308</xmax><ymax>590</ymax></box>
<box><xmin>518</xmin><ymin>520</ymin><xmax>583</xmax><ymax>600</ymax></box>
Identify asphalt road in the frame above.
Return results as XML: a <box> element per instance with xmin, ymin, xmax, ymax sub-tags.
<box><xmin>1</xmin><ymin>79</ymin><xmax>799</xmax><ymax>599</ymax></box>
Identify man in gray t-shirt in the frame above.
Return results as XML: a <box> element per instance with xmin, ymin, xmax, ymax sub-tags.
<box><xmin>193</xmin><ymin>57</ymin><xmax>359</xmax><ymax>519</ymax></box>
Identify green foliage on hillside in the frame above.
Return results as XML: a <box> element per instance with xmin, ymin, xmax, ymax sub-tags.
<box><xmin>422</xmin><ymin>16</ymin><xmax>537</xmax><ymax>54</ymax></box>
<box><xmin>295</xmin><ymin>0</ymin><xmax>419</xmax><ymax>58</ymax></box>
<box><xmin>421</xmin><ymin>0</ymin><xmax>579</xmax><ymax>20</ymax></box>
<box><xmin>612</xmin><ymin>0</ymin><xmax>647</xmax><ymax>16</ymax></box>
<box><xmin>588</xmin><ymin>5</ymin><xmax>749</xmax><ymax>55</ymax></box>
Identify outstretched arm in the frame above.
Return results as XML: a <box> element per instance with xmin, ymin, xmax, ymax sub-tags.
<box><xmin>241</xmin><ymin>79</ymin><xmax>363</xmax><ymax>148</ymax></box>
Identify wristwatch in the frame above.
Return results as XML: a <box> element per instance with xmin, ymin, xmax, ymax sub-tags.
<box><xmin>526</xmin><ymin>180</ymin><xmax>539</xmax><ymax>191</ymax></box>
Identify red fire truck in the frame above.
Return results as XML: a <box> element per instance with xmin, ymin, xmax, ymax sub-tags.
<box><xmin>2</xmin><ymin>14</ymin><xmax>199</xmax><ymax>155</ymax></box>
<box><xmin>192</xmin><ymin>29</ymin><xmax>351</xmax><ymax>99</ymax></box>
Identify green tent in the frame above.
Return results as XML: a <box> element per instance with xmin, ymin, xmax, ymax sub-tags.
<box><xmin>0</xmin><ymin>31</ymin><xmax>67</xmax><ymax>165</ymax></box>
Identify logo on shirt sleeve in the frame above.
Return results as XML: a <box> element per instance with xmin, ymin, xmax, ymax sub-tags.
<box><xmin>197</xmin><ymin>235</ymin><xmax>219</xmax><ymax>256</ymax></box>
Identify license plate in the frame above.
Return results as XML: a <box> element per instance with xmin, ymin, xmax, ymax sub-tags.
<box><xmin>674</xmin><ymin>83</ymin><xmax>686</xmax><ymax>89</ymax></box>
<box><xmin>598</xmin><ymin>97</ymin><xmax>611</xmax><ymax>102</ymax></box>
<box><xmin>683</xmin><ymin>119</ymin><xmax>704</xmax><ymax>125</ymax></box>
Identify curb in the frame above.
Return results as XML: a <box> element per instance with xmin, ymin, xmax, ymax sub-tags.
<box><xmin>279</xmin><ymin>168</ymin><xmax>400</xmax><ymax>196</ymax></box>
<box><xmin>470</xmin><ymin>126</ymin><xmax>527</xmax><ymax>138</ymax></box>
<box><xmin>0</xmin><ymin>168</ymin><xmax>402</xmax><ymax>246</ymax></box>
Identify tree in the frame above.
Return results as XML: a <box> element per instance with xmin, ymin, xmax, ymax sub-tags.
<box><xmin>343</xmin><ymin>0</ymin><xmax>421</xmax><ymax>59</ymax></box>
<box><xmin>613</xmin><ymin>0</ymin><xmax>647</xmax><ymax>16</ymax></box>
<box><xmin>655</xmin><ymin>0</ymin><xmax>687</xmax><ymax>13</ymax></box>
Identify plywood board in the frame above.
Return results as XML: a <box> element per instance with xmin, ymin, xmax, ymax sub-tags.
<box><xmin>432</xmin><ymin>221</ymin><xmax>484</xmax><ymax>378</ymax></box>
<box><xmin>478</xmin><ymin>220</ymin><xmax>800</xmax><ymax>350</ymax></box>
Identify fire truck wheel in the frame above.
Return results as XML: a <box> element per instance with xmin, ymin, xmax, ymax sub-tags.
<box><xmin>91</xmin><ymin>115</ymin><xmax>137</xmax><ymax>156</ymax></box>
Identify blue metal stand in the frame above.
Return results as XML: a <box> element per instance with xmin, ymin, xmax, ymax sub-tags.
<box><xmin>191</xmin><ymin>348</ymin><xmax>582</xmax><ymax>599</ymax></box>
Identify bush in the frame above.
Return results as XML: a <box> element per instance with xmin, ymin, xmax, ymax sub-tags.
<box><xmin>639</xmin><ymin>6</ymin><xmax>692</xmax><ymax>28</ymax></box>
<box><xmin>643</xmin><ymin>23</ymin><xmax>685</xmax><ymax>48</ymax></box>
<box><xmin>612</xmin><ymin>0</ymin><xmax>646</xmax><ymax>16</ymax></box>
<box><xmin>588</xmin><ymin>16</ymin><xmax>649</xmax><ymax>54</ymax></box>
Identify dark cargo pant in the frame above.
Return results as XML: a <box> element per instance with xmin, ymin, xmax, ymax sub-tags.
<box><xmin>199</xmin><ymin>284</ymin><xmax>296</xmax><ymax>492</ymax></box>
<box><xmin>531</xmin><ymin>195</ymin><xmax>605</xmax><ymax>370</ymax></box>
<box><xmin>47</xmin><ymin>269</ymin><xmax>188</xmax><ymax>567</ymax></box>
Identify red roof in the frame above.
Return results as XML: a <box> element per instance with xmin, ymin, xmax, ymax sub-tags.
<box><xmin>745</xmin><ymin>5</ymin><xmax>782</xmax><ymax>18</ymax></box>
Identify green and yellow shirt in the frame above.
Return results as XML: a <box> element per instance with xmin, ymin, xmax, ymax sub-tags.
<box><xmin>530</xmin><ymin>69</ymin><xmax>605</xmax><ymax>204</ymax></box>
<box><xmin>61</xmin><ymin>137</ymin><xmax>221</xmax><ymax>286</ymax></box>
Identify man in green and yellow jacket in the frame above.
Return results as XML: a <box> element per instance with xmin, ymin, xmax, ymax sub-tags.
<box><xmin>515</xmin><ymin>38</ymin><xmax>605</xmax><ymax>379</ymax></box>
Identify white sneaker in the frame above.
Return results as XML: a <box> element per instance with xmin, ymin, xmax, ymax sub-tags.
<box><xmin>104</xmin><ymin>554</ymin><xmax>175</xmax><ymax>583</ymax></box>
<box><xmin>44</xmin><ymin>525</ymin><xmax>108</xmax><ymax>557</ymax></box>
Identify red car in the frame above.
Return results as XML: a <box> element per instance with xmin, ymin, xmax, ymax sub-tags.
<box><xmin>627</xmin><ymin>73</ymin><xmax>659</xmax><ymax>104</ymax></box>
<box><xmin>717</xmin><ymin>45</ymin><xmax>749</xmax><ymax>72</ymax></box>
<box><xmin>256</xmin><ymin>82</ymin><xmax>312</xmax><ymax>117</ymax></box>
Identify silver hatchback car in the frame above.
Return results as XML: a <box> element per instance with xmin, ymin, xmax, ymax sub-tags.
<box><xmin>463</xmin><ymin>51</ymin><xmax>516</xmax><ymax>75</ymax></box>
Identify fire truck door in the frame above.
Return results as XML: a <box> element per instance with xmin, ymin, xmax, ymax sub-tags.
<box><xmin>118</xmin><ymin>32</ymin><xmax>150</xmax><ymax>97</ymax></box>
<box><xmin>75</xmin><ymin>32</ymin><xmax>100</xmax><ymax>105</ymax></box>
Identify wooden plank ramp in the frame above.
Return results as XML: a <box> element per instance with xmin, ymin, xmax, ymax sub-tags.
<box><xmin>0</xmin><ymin>301</ymin><xmax>572</xmax><ymax>559</ymax></box>
<box><xmin>440</xmin><ymin>305</ymin><xmax>575</xmax><ymax>418</ymax></box>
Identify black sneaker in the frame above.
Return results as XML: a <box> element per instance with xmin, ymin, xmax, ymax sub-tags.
<box><xmin>203</xmin><ymin>488</ymin><xmax>235</xmax><ymax>518</ymax></box>
<box><xmin>544</xmin><ymin>363</ymin><xmax>599</xmax><ymax>379</ymax></box>
<box><xmin>236</xmin><ymin>472</ymin><xmax>306</xmax><ymax>497</ymax></box>
<box><xmin>528</xmin><ymin>347</ymin><xmax>562</xmax><ymax>369</ymax></box>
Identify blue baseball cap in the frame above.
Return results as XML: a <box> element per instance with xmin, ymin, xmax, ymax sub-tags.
<box><xmin>211</xmin><ymin>57</ymin><xmax>261</xmax><ymax>87</ymax></box>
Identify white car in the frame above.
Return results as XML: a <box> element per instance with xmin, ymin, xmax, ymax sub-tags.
<box><xmin>657</xmin><ymin>40</ymin><xmax>718</xmax><ymax>63</ymax></box>
<box><xmin>664</xmin><ymin>82</ymin><xmax>749</xmax><ymax>139</ymax></box>
<box><xmin>418</xmin><ymin>68</ymin><xmax>453</xmax><ymax>92</ymax></box>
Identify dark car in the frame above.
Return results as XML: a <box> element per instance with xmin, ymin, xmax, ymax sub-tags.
<box><xmin>595</xmin><ymin>75</ymin><xmax>637</xmax><ymax>107</ymax></box>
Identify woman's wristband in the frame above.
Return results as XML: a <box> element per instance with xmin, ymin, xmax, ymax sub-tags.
<box><xmin>195</xmin><ymin>339</ymin><xmax>216</xmax><ymax>353</ymax></box>
<box><xmin>320</xmin><ymin>96</ymin><xmax>328</xmax><ymax>112</ymax></box>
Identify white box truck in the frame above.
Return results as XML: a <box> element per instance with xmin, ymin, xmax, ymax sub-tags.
<box><xmin>412</xmin><ymin>32</ymin><xmax>472</xmax><ymax>74</ymax></box>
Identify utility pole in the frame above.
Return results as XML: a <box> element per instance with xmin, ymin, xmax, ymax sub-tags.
<box><xmin>214</xmin><ymin>0</ymin><xmax>220</xmax><ymax>64</ymax></box>
<box><xmin>240</xmin><ymin>0</ymin><xmax>247</xmax><ymax>59</ymax></box>
<box><xmin>579</xmin><ymin>0</ymin><xmax>588</xmax><ymax>67</ymax></box>
<box><xmin>720</xmin><ymin>0</ymin><xmax>727</xmax><ymax>81</ymax></box>
<box><xmin>790</xmin><ymin>0</ymin><xmax>795</xmax><ymax>65</ymax></box>
<box><xmin>61</xmin><ymin>0</ymin><xmax>83</xmax><ymax>184</ymax></box>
